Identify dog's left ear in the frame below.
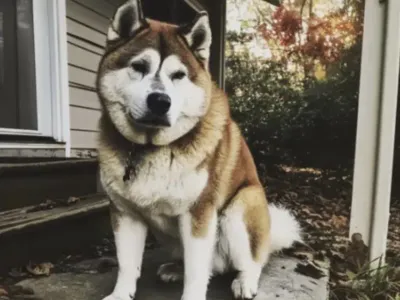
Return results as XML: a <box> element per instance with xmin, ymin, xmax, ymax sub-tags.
<box><xmin>180</xmin><ymin>12</ymin><xmax>212</xmax><ymax>64</ymax></box>
<box><xmin>107</xmin><ymin>0</ymin><xmax>147</xmax><ymax>41</ymax></box>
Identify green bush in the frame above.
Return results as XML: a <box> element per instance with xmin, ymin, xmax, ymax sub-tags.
<box><xmin>225</xmin><ymin>40</ymin><xmax>362</xmax><ymax>169</ymax></box>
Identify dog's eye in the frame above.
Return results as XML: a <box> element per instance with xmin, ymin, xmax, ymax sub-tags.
<box><xmin>171</xmin><ymin>71</ymin><xmax>186</xmax><ymax>81</ymax></box>
<box><xmin>131</xmin><ymin>62</ymin><xmax>148</xmax><ymax>74</ymax></box>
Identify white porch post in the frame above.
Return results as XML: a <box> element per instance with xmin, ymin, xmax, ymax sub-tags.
<box><xmin>349</xmin><ymin>0</ymin><xmax>400</xmax><ymax>264</ymax></box>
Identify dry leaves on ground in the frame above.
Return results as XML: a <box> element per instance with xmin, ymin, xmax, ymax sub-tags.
<box><xmin>262</xmin><ymin>164</ymin><xmax>400</xmax><ymax>297</ymax></box>
<box><xmin>26</xmin><ymin>262</ymin><xmax>54</xmax><ymax>277</ymax></box>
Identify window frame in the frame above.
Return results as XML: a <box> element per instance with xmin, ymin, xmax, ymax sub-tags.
<box><xmin>0</xmin><ymin>0</ymin><xmax>70</xmax><ymax>145</ymax></box>
<box><xmin>184</xmin><ymin>0</ymin><xmax>205</xmax><ymax>11</ymax></box>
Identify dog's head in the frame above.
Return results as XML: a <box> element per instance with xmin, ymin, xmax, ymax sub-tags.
<box><xmin>97</xmin><ymin>0</ymin><xmax>213</xmax><ymax>145</ymax></box>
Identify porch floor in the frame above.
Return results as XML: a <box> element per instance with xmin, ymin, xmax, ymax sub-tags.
<box><xmin>15</xmin><ymin>249</ymin><xmax>329</xmax><ymax>300</ymax></box>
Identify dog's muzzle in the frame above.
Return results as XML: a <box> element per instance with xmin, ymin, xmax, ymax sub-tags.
<box><xmin>135</xmin><ymin>92</ymin><xmax>172</xmax><ymax>127</ymax></box>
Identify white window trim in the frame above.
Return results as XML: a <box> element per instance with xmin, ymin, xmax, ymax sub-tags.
<box><xmin>350</xmin><ymin>0</ymin><xmax>400</xmax><ymax>266</ymax></box>
<box><xmin>0</xmin><ymin>0</ymin><xmax>70</xmax><ymax>155</ymax></box>
<box><xmin>184</xmin><ymin>0</ymin><xmax>204</xmax><ymax>11</ymax></box>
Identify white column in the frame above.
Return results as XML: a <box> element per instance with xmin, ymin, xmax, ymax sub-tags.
<box><xmin>350</xmin><ymin>0</ymin><xmax>400</xmax><ymax>264</ymax></box>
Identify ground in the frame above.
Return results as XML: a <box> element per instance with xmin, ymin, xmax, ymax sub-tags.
<box><xmin>262</xmin><ymin>164</ymin><xmax>400</xmax><ymax>299</ymax></box>
<box><xmin>1</xmin><ymin>164</ymin><xmax>400</xmax><ymax>299</ymax></box>
<box><xmin>6</xmin><ymin>251</ymin><xmax>329</xmax><ymax>300</ymax></box>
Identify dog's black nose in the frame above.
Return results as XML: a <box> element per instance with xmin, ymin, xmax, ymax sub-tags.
<box><xmin>147</xmin><ymin>93</ymin><xmax>171</xmax><ymax>116</ymax></box>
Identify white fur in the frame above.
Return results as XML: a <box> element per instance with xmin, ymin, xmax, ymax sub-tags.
<box><xmin>127</xmin><ymin>165</ymin><xmax>208</xmax><ymax>215</ymax></box>
<box><xmin>161</xmin><ymin>55</ymin><xmax>207</xmax><ymax>119</ymax></box>
<box><xmin>214</xmin><ymin>204</ymin><xmax>301</xmax><ymax>298</ymax></box>
<box><xmin>101</xmin><ymin>159</ymin><xmax>300</xmax><ymax>300</ymax></box>
<box><xmin>268</xmin><ymin>204</ymin><xmax>302</xmax><ymax>253</ymax></box>
<box><xmin>101</xmin><ymin>163</ymin><xmax>301</xmax><ymax>300</ymax></box>
<box><xmin>180</xmin><ymin>211</ymin><xmax>217</xmax><ymax>300</ymax></box>
<box><xmin>219</xmin><ymin>206</ymin><xmax>264</xmax><ymax>299</ymax></box>
<box><xmin>101</xmin><ymin>149</ymin><xmax>209</xmax><ymax>218</ymax></box>
<box><xmin>102</xmin><ymin>215</ymin><xmax>148</xmax><ymax>300</ymax></box>
<box><xmin>107</xmin><ymin>27</ymin><xmax>120</xmax><ymax>41</ymax></box>
<box><xmin>101</xmin><ymin>48</ymin><xmax>160</xmax><ymax>111</ymax></box>
<box><xmin>99</xmin><ymin>50</ymin><xmax>207</xmax><ymax>145</ymax></box>
<box><xmin>100</xmin><ymin>148</ymin><xmax>210</xmax><ymax>269</ymax></box>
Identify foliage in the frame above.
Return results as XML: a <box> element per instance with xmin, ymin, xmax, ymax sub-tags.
<box><xmin>226</xmin><ymin>35</ymin><xmax>362</xmax><ymax>168</ymax></box>
<box><xmin>257</xmin><ymin>0</ymin><xmax>364</xmax><ymax>74</ymax></box>
<box><xmin>331</xmin><ymin>256</ymin><xmax>400</xmax><ymax>300</ymax></box>
<box><xmin>225</xmin><ymin>0</ymin><xmax>365</xmax><ymax>169</ymax></box>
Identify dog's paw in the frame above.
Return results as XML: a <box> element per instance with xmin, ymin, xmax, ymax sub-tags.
<box><xmin>102</xmin><ymin>293</ymin><xmax>135</xmax><ymax>300</ymax></box>
<box><xmin>231</xmin><ymin>272</ymin><xmax>259</xmax><ymax>299</ymax></box>
<box><xmin>157</xmin><ymin>262</ymin><xmax>184</xmax><ymax>283</ymax></box>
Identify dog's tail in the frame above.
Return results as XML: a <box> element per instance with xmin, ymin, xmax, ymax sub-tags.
<box><xmin>268</xmin><ymin>204</ymin><xmax>302</xmax><ymax>253</ymax></box>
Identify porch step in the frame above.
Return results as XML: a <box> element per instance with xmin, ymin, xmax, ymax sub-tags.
<box><xmin>0</xmin><ymin>158</ymin><xmax>99</xmax><ymax>211</ymax></box>
<box><xmin>0</xmin><ymin>194</ymin><xmax>109</xmax><ymax>237</ymax></box>
<box><xmin>0</xmin><ymin>194</ymin><xmax>111</xmax><ymax>273</ymax></box>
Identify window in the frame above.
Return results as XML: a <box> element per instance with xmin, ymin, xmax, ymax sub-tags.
<box><xmin>0</xmin><ymin>0</ymin><xmax>69</xmax><ymax>143</ymax></box>
<box><xmin>0</xmin><ymin>0</ymin><xmax>37</xmax><ymax>131</ymax></box>
<box><xmin>141</xmin><ymin>0</ymin><xmax>200</xmax><ymax>24</ymax></box>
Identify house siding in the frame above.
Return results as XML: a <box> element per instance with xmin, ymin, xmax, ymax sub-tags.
<box><xmin>66</xmin><ymin>0</ymin><xmax>118</xmax><ymax>157</ymax></box>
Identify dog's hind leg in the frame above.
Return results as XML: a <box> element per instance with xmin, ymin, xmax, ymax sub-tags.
<box><xmin>219</xmin><ymin>185</ymin><xmax>270</xmax><ymax>300</ymax></box>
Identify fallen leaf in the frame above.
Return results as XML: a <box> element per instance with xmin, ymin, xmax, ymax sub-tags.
<box><xmin>330</xmin><ymin>214</ymin><xmax>348</xmax><ymax>229</ymax></box>
<box><xmin>27</xmin><ymin>200</ymin><xmax>56</xmax><ymax>213</ymax></box>
<box><xmin>294</xmin><ymin>262</ymin><xmax>326</xmax><ymax>279</ymax></box>
<box><xmin>288</xmin><ymin>251</ymin><xmax>315</xmax><ymax>261</ymax></box>
<box><xmin>66</xmin><ymin>197</ymin><xmax>80</xmax><ymax>205</ymax></box>
<box><xmin>26</xmin><ymin>262</ymin><xmax>54</xmax><ymax>276</ymax></box>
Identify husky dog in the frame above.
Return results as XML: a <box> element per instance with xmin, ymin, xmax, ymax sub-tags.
<box><xmin>97</xmin><ymin>1</ymin><xmax>301</xmax><ymax>299</ymax></box>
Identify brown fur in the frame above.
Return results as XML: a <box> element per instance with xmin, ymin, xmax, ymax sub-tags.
<box><xmin>97</xmin><ymin>18</ymin><xmax>270</xmax><ymax>262</ymax></box>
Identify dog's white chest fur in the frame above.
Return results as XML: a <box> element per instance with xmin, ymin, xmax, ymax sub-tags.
<box><xmin>128</xmin><ymin>162</ymin><xmax>208</xmax><ymax>215</ymax></box>
<box><xmin>104</xmin><ymin>149</ymin><xmax>208</xmax><ymax>217</ymax></box>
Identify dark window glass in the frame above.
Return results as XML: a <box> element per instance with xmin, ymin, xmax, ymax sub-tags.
<box><xmin>0</xmin><ymin>0</ymin><xmax>37</xmax><ymax>130</ymax></box>
<box><xmin>142</xmin><ymin>0</ymin><xmax>199</xmax><ymax>25</ymax></box>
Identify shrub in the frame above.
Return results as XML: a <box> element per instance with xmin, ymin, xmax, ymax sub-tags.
<box><xmin>225</xmin><ymin>40</ymin><xmax>362</xmax><ymax>169</ymax></box>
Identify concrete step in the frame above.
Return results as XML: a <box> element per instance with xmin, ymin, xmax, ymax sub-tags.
<box><xmin>16</xmin><ymin>249</ymin><xmax>330</xmax><ymax>300</ymax></box>
<box><xmin>0</xmin><ymin>194</ymin><xmax>111</xmax><ymax>273</ymax></box>
<box><xmin>0</xmin><ymin>158</ymin><xmax>99</xmax><ymax>211</ymax></box>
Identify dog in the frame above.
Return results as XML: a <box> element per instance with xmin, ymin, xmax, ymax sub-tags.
<box><xmin>96</xmin><ymin>1</ymin><xmax>302</xmax><ymax>299</ymax></box>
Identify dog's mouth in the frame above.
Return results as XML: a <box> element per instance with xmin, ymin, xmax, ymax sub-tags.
<box><xmin>129</xmin><ymin>113</ymin><xmax>171</xmax><ymax>128</ymax></box>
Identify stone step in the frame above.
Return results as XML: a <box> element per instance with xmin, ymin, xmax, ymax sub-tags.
<box><xmin>0</xmin><ymin>194</ymin><xmax>111</xmax><ymax>273</ymax></box>
<box><xmin>16</xmin><ymin>249</ymin><xmax>330</xmax><ymax>300</ymax></box>
<box><xmin>0</xmin><ymin>158</ymin><xmax>99</xmax><ymax>211</ymax></box>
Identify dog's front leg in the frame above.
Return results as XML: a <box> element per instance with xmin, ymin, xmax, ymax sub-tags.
<box><xmin>179</xmin><ymin>206</ymin><xmax>217</xmax><ymax>300</ymax></box>
<box><xmin>103</xmin><ymin>206</ymin><xmax>147</xmax><ymax>300</ymax></box>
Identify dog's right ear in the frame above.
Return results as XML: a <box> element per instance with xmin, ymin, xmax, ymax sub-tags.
<box><xmin>107</xmin><ymin>0</ymin><xmax>147</xmax><ymax>41</ymax></box>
